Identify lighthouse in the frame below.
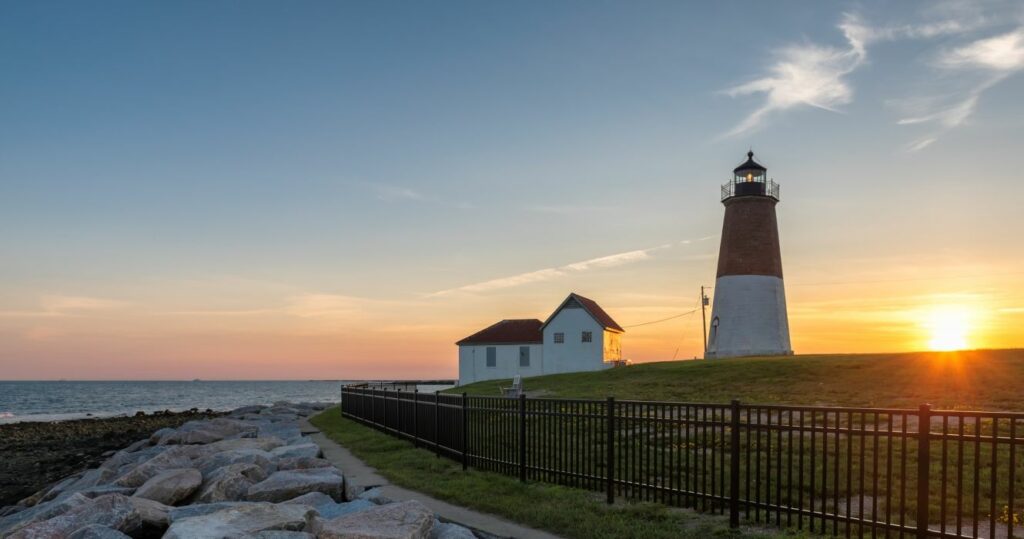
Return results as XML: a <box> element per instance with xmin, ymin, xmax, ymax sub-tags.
<box><xmin>705</xmin><ymin>151</ymin><xmax>793</xmax><ymax>359</ymax></box>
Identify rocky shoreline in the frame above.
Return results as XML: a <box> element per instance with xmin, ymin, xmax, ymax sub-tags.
<box><xmin>0</xmin><ymin>402</ymin><xmax>477</xmax><ymax>538</ymax></box>
<box><xmin>0</xmin><ymin>410</ymin><xmax>223</xmax><ymax>507</ymax></box>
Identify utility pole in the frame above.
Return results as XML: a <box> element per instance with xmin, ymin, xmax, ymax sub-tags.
<box><xmin>700</xmin><ymin>286</ymin><xmax>709</xmax><ymax>358</ymax></box>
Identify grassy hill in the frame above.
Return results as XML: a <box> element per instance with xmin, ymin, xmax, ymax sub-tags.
<box><xmin>451</xmin><ymin>349</ymin><xmax>1024</xmax><ymax>410</ymax></box>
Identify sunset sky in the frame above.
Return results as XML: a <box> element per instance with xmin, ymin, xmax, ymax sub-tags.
<box><xmin>2</xmin><ymin>1</ymin><xmax>1024</xmax><ymax>380</ymax></box>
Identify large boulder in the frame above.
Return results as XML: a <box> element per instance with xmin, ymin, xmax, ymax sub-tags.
<box><xmin>258</xmin><ymin>424</ymin><xmax>304</xmax><ymax>444</ymax></box>
<box><xmin>276</xmin><ymin>457</ymin><xmax>332</xmax><ymax>471</ymax></box>
<box><xmin>246</xmin><ymin>468</ymin><xmax>344</xmax><ymax>503</ymax></box>
<box><xmin>0</xmin><ymin>493</ymin><xmax>92</xmax><ymax>536</ymax></box>
<box><xmin>114</xmin><ymin>447</ymin><xmax>193</xmax><ymax>488</ymax></box>
<box><xmin>67</xmin><ymin>525</ymin><xmax>132</xmax><ymax>539</ymax></box>
<box><xmin>193</xmin><ymin>463</ymin><xmax>267</xmax><ymax>503</ymax></box>
<box><xmin>195</xmin><ymin>448</ymin><xmax>277</xmax><ymax>478</ymax></box>
<box><xmin>283</xmin><ymin>492</ymin><xmax>373</xmax><ymax>520</ymax></box>
<box><xmin>430</xmin><ymin>521</ymin><xmax>477</xmax><ymax>539</ymax></box>
<box><xmin>133</xmin><ymin>468</ymin><xmax>202</xmax><ymax>505</ymax></box>
<box><xmin>270</xmin><ymin>442</ymin><xmax>321</xmax><ymax>460</ymax></box>
<box><xmin>313</xmin><ymin>500</ymin><xmax>433</xmax><ymax>539</ymax></box>
<box><xmin>9</xmin><ymin>494</ymin><xmax>142</xmax><ymax>539</ymax></box>
<box><xmin>162</xmin><ymin>503</ymin><xmax>316</xmax><ymax>539</ymax></box>
<box><xmin>203</xmin><ymin>437</ymin><xmax>285</xmax><ymax>453</ymax></box>
<box><xmin>157</xmin><ymin>418</ymin><xmax>257</xmax><ymax>445</ymax></box>
<box><xmin>124</xmin><ymin>496</ymin><xmax>171</xmax><ymax>536</ymax></box>
<box><xmin>167</xmin><ymin>502</ymin><xmax>251</xmax><ymax>523</ymax></box>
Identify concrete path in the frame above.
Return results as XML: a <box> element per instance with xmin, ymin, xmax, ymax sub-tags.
<box><xmin>302</xmin><ymin>419</ymin><xmax>563</xmax><ymax>539</ymax></box>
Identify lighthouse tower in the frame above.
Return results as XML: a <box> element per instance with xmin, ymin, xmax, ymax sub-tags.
<box><xmin>705</xmin><ymin>151</ymin><xmax>793</xmax><ymax>359</ymax></box>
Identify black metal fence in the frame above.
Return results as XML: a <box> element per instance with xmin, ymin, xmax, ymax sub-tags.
<box><xmin>340</xmin><ymin>387</ymin><xmax>1024</xmax><ymax>538</ymax></box>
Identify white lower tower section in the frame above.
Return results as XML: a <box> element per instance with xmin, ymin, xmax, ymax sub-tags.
<box><xmin>706</xmin><ymin>275</ymin><xmax>792</xmax><ymax>358</ymax></box>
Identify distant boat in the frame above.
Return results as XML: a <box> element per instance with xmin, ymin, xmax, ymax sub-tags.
<box><xmin>192</xmin><ymin>378</ymin><xmax>201</xmax><ymax>382</ymax></box>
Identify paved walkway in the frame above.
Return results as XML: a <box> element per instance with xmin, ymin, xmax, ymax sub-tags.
<box><xmin>302</xmin><ymin>419</ymin><xmax>563</xmax><ymax>539</ymax></box>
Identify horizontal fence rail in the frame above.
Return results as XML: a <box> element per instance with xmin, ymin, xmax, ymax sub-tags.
<box><xmin>340</xmin><ymin>387</ymin><xmax>1024</xmax><ymax>538</ymax></box>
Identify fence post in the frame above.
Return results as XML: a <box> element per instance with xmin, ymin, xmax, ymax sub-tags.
<box><xmin>519</xmin><ymin>394</ymin><xmax>527</xmax><ymax>482</ymax></box>
<box><xmin>461</xmin><ymin>392</ymin><xmax>469</xmax><ymax>471</ymax></box>
<box><xmin>730</xmin><ymin>399</ymin><xmax>741</xmax><ymax>528</ymax></box>
<box><xmin>916</xmin><ymin>403</ymin><xmax>931</xmax><ymax>539</ymax></box>
<box><xmin>606</xmin><ymin>396</ymin><xmax>615</xmax><ymax>504</ymax></box>
<box><xmin>372</xmin><ymin>391</ymin><xmax>380</xmax><ymax>428</ymax></box>
<box><xmin>434</xmin><ymin>390</ymin><xmax>441</xmax><ymax>458</ymax></box>
<box><xmin>413</xmin><ymin>389</ymin><xmax>420</xmax><ymax>448</ymax></box>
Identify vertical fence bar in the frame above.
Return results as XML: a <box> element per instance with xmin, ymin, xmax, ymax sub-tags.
<box><xmin>434</xmin><ymin>391</ymin><xmax>440</xmax><ymax>458</ymax></box>
<box><xmin>730</xmin><ymin>400</ymin><xmax>741</xmax><ymax>528</ymax></box>
<box><xmin>916</xmin><ymin>403</ymin><xmax>931</xmax><ymax>539</ymax></box>
<box><xmin>413</xmin><ymin>390</ymin><xmax>420</xmax><ymax>448</ymax></box>
<box><xmin>461</xmin><ymin>393</ymin><xmax>468</xmax><ymax>470</ymax></box>
<box><xmin>606</xmin><ymin>396</ymin><xmax>615</xmax><ymax>504</ymax></box>
<box><xmin>519</xmin><ymin>394</ymin><xmax>527</xmax><ymax>483</ymax></box>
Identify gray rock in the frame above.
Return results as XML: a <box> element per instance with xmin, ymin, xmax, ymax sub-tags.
<box><xmin>203</xmin><ymin>436</ymin><xmax>285</xmax><ymax>453</ymax></box>
<box><xmin>194</xmin><ymin>463</ymin><xmax>267</xmax><ymax>503</ymax></box>
<box><xmin>67</xmin><ymin>525</ymin><xmax>132</xmax><ymax>539</ymax></box>
<box><xmin>229</xmin><ymin>405</ymin><xmax>267</xmax><ymax>416</ymax></box>
<box><xmin>114</xmin><ymin>447</ymin><xmax>193</xmax><ymax>488</ymax></box>
<box><xmin>0</xmin><ymin>493</ymin><xmax>91</xmax><ymax>536</ymax></box>
<box><xmin>430</xmin><ymin>521</ymin><xmax>477</xmax><ymax>539</ymax></box>
<box><xmin>9</xmin><ymin>494</ymin><xmax>142</xmax><ymax>539</ymax></box>
<box><xmin>258</xmin><ymin>424</ymin><xmax>301</xmax><ymax>446</ymax></box>
<box><xmin>283</xmin><ymin>492</ymin><xmax>373</xmax><ymax>519</ymax></box>
<box><xmin>246</xmin><ymin>468</ymin><xmax>344</xmax><ymax>503</ymax></box>
<box><xmin>157</xmin><ymin>418</ymin><xmax>257</xmax><ymax>445</ymax></box>
<box><xmin>270</xmin><ymin>442</ymin><xmax>321</xmax><ymax>460</ymax></box>
<box><xmin>276</xmin><ymin>457</ymin><xmax>332</xmax><ymax>471</ymax></box>
<box><xmin>133</xmin><ymin>468</ymin><xmax>202</xmax><ymax>506</ymax></box>
<box><xmin>195</xmin><ymin>448</ymin><xmax>277</xmax><ymax>477</ymax></box>
<box><xmin>357</xmin><ymin>487</ymin><xmax>392</xmax><ymax>505</ymax></box>
<box><xmin>124</xmin><ymin>496</ymin><xmax>171</xmax><ymax>530</ymax></box>
<box><xmin>163</xmin><ymin>503</ymin><xmax>316</xmax><ymax>539</ymax></box>
<box><xmin>167</xmin><ymin>502</ymin><xmax>251</xmax><ymax>523</ymax></box>
<box><xmin>314</xmin><ymin>500</ymin><xmax>433</xmax><ymax>539</ymax></box>
<box><xmin>252</xmin><ymin>532</ymin><xmax>314</xmax><ymax>538</ymax></box>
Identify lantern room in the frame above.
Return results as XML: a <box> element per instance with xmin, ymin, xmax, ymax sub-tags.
<box><xmin>721</xmin><ymin>150</ymin><xmax>780</xmax><ymax>201</ymax></box>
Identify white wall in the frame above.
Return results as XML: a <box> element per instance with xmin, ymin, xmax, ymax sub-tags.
<box><xmin>458</xmin><ymin>343</ymin><xmax>544</xmax><ymax>385</ymax></box>
<box><xmin>705</xmin><ymin>274</ymin><xmax>792</xmax><ymax>359</ymax></box>
<box><xmin>541</xmin><ymin>307</ymin><xmax>611</xmax><ymax>375</ymax></box>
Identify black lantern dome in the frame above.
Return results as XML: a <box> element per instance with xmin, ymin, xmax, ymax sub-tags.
<box><xmin>721</xmin><ymin>150</ymin><xmax>780</xmax><ymax>201</ymax></box>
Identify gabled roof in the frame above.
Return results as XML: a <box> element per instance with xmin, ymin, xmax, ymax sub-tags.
<box><xmin>540</xmin><ymin>293</ymin><xmax>624</xmax><ymax>333</ymax></box>
<box><xmin>456</xmin><ymin>319</ymin><xmax>543</xmax><ymax>346</ymax></box>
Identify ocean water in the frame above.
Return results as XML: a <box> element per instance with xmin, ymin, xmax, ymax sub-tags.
<box><xmin>0</xmin><ymin>380</ymin><xmax>349</xmax><ymax>424</ymax></box>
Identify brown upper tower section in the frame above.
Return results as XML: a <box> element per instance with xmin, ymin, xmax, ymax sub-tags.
<box><xmin>715</xmin><ymin>151</ymin><xmax>784</xmax><ymax>278</ymax></box>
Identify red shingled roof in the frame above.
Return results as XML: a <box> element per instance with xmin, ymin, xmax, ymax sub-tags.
<box><xmin>541</xmin><ymin>293</ymin><xmax>624</xmax><ymax>333</ymax></box>
<box><xmin>456</xmin><ymin>319</ymin><xmax>543</xmax><ymax>345</ymax></box>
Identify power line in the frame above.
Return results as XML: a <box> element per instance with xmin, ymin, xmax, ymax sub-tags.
<box><xmin>624</xmin><ymin>307</ymin><xmax>700</xmax><ymax>328</ymax></box>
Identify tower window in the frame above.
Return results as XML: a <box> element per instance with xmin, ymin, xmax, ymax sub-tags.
<box><xmin>582</xmin><ymin>331</ymin><xmax>592</xmax><ymax>343</ymax></box>
<box><xmin>554</xmin><ymin>332</ymin><xmax>564</xmax><ymax>343</ymax></box>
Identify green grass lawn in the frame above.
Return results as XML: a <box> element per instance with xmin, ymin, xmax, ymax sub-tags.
<box><xmin>311</xmin><ymin>407</ymin><xmax>805</xmax><ymax>539</ymax></box>
<box><xmin>449</xmin><ymin>349</ymin><xmax>1024</xmax><ymax>410</ymax></box>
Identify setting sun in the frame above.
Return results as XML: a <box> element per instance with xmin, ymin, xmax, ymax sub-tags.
<box><xmin>925</xmin><ymin>306</ymin><xmax>974</xmax><ymax>351</ymax></box>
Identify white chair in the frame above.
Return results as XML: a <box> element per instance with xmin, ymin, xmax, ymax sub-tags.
<box><xmin>502</xmin><ymin>375</ymin><xmax>522</xmax><ymax>398</ymax></box>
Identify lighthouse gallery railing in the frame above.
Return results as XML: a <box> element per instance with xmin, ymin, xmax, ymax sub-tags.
<box><xmin>340</xmin><ymin>386</ymin><xmax>1023</xmax><ymax>539</ymax></box>
<box><xmin>722</xmin><ymin>178</ymin><xmax>781</xmax><ymax>201</ymax></box>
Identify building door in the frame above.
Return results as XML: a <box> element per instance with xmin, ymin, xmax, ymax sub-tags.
<box><xmin>519</xmin><ymin>346</ymin><xmax>530</xmax><ymax>367</ymax></box>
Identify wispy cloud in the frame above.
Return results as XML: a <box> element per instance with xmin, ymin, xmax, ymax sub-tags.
<box><xmin>0</xmin><ymin>295</ymin><xmax>129</xmax><ymax>318</ymax></box>
<box><xmin>722</xmin><ymin>11</ymin><xmax>980</xmax><ymax>137</ymax></box>
<box><xmin>899</xmin><ymin>28</ymin><xmax>1024</xmax><ymax>149</ymax></box>
<box><xmin>524</xmin><ymin>204</ymin><xmax>616</xmax><ymax>215</ymax></box>
<box><xmin>371</xmin><ymin>183</ymin><xmax>475</xmax><ymax>210</ymax></box>
<box><xmin>429</xmin><ymin>245</ymin><xmax>672</xmax><ymax>297</ymax></box>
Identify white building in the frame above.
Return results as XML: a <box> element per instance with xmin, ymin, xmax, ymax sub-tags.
<box><xmin>457</xmin><ymin>293</ymin><xmax>624</xmax><ymax>385</ymax></box>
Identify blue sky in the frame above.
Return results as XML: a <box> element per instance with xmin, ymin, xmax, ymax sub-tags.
<box><xmin>2</xmin><ymin>1</ymin><xmax>1023</xmax><ymax>379</ymax></box>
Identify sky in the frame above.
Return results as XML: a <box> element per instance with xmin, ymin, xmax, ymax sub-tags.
<box><xmin>2</xmin><ymin>0</ymin><xmax>1024</xmax><ymax>380</ymax></box>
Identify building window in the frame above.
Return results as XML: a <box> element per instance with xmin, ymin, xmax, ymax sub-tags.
<box><xmin>554</xmin><ymin>332</ymin><xmax>564</xmax><ymax>343</ymax></box>
<box><xmin>582</xmin><ymin>331</ymin><xmax>592</xmax><ymax>343</ymax></box>
<box><xmin>486</xmin><ymin>347</ymin><xmax>496</xmax><ymax>367</ymax></box>
<box><xmin>519</xmin><ymin>346</ymin><xmax>530</xmax><ymax>367</ymax></box>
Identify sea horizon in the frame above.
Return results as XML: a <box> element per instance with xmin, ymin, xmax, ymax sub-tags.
<box><xmin>0</xmin><ymin>379</ymin><xmax>455</xmax><ymax>424</ymax></box>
